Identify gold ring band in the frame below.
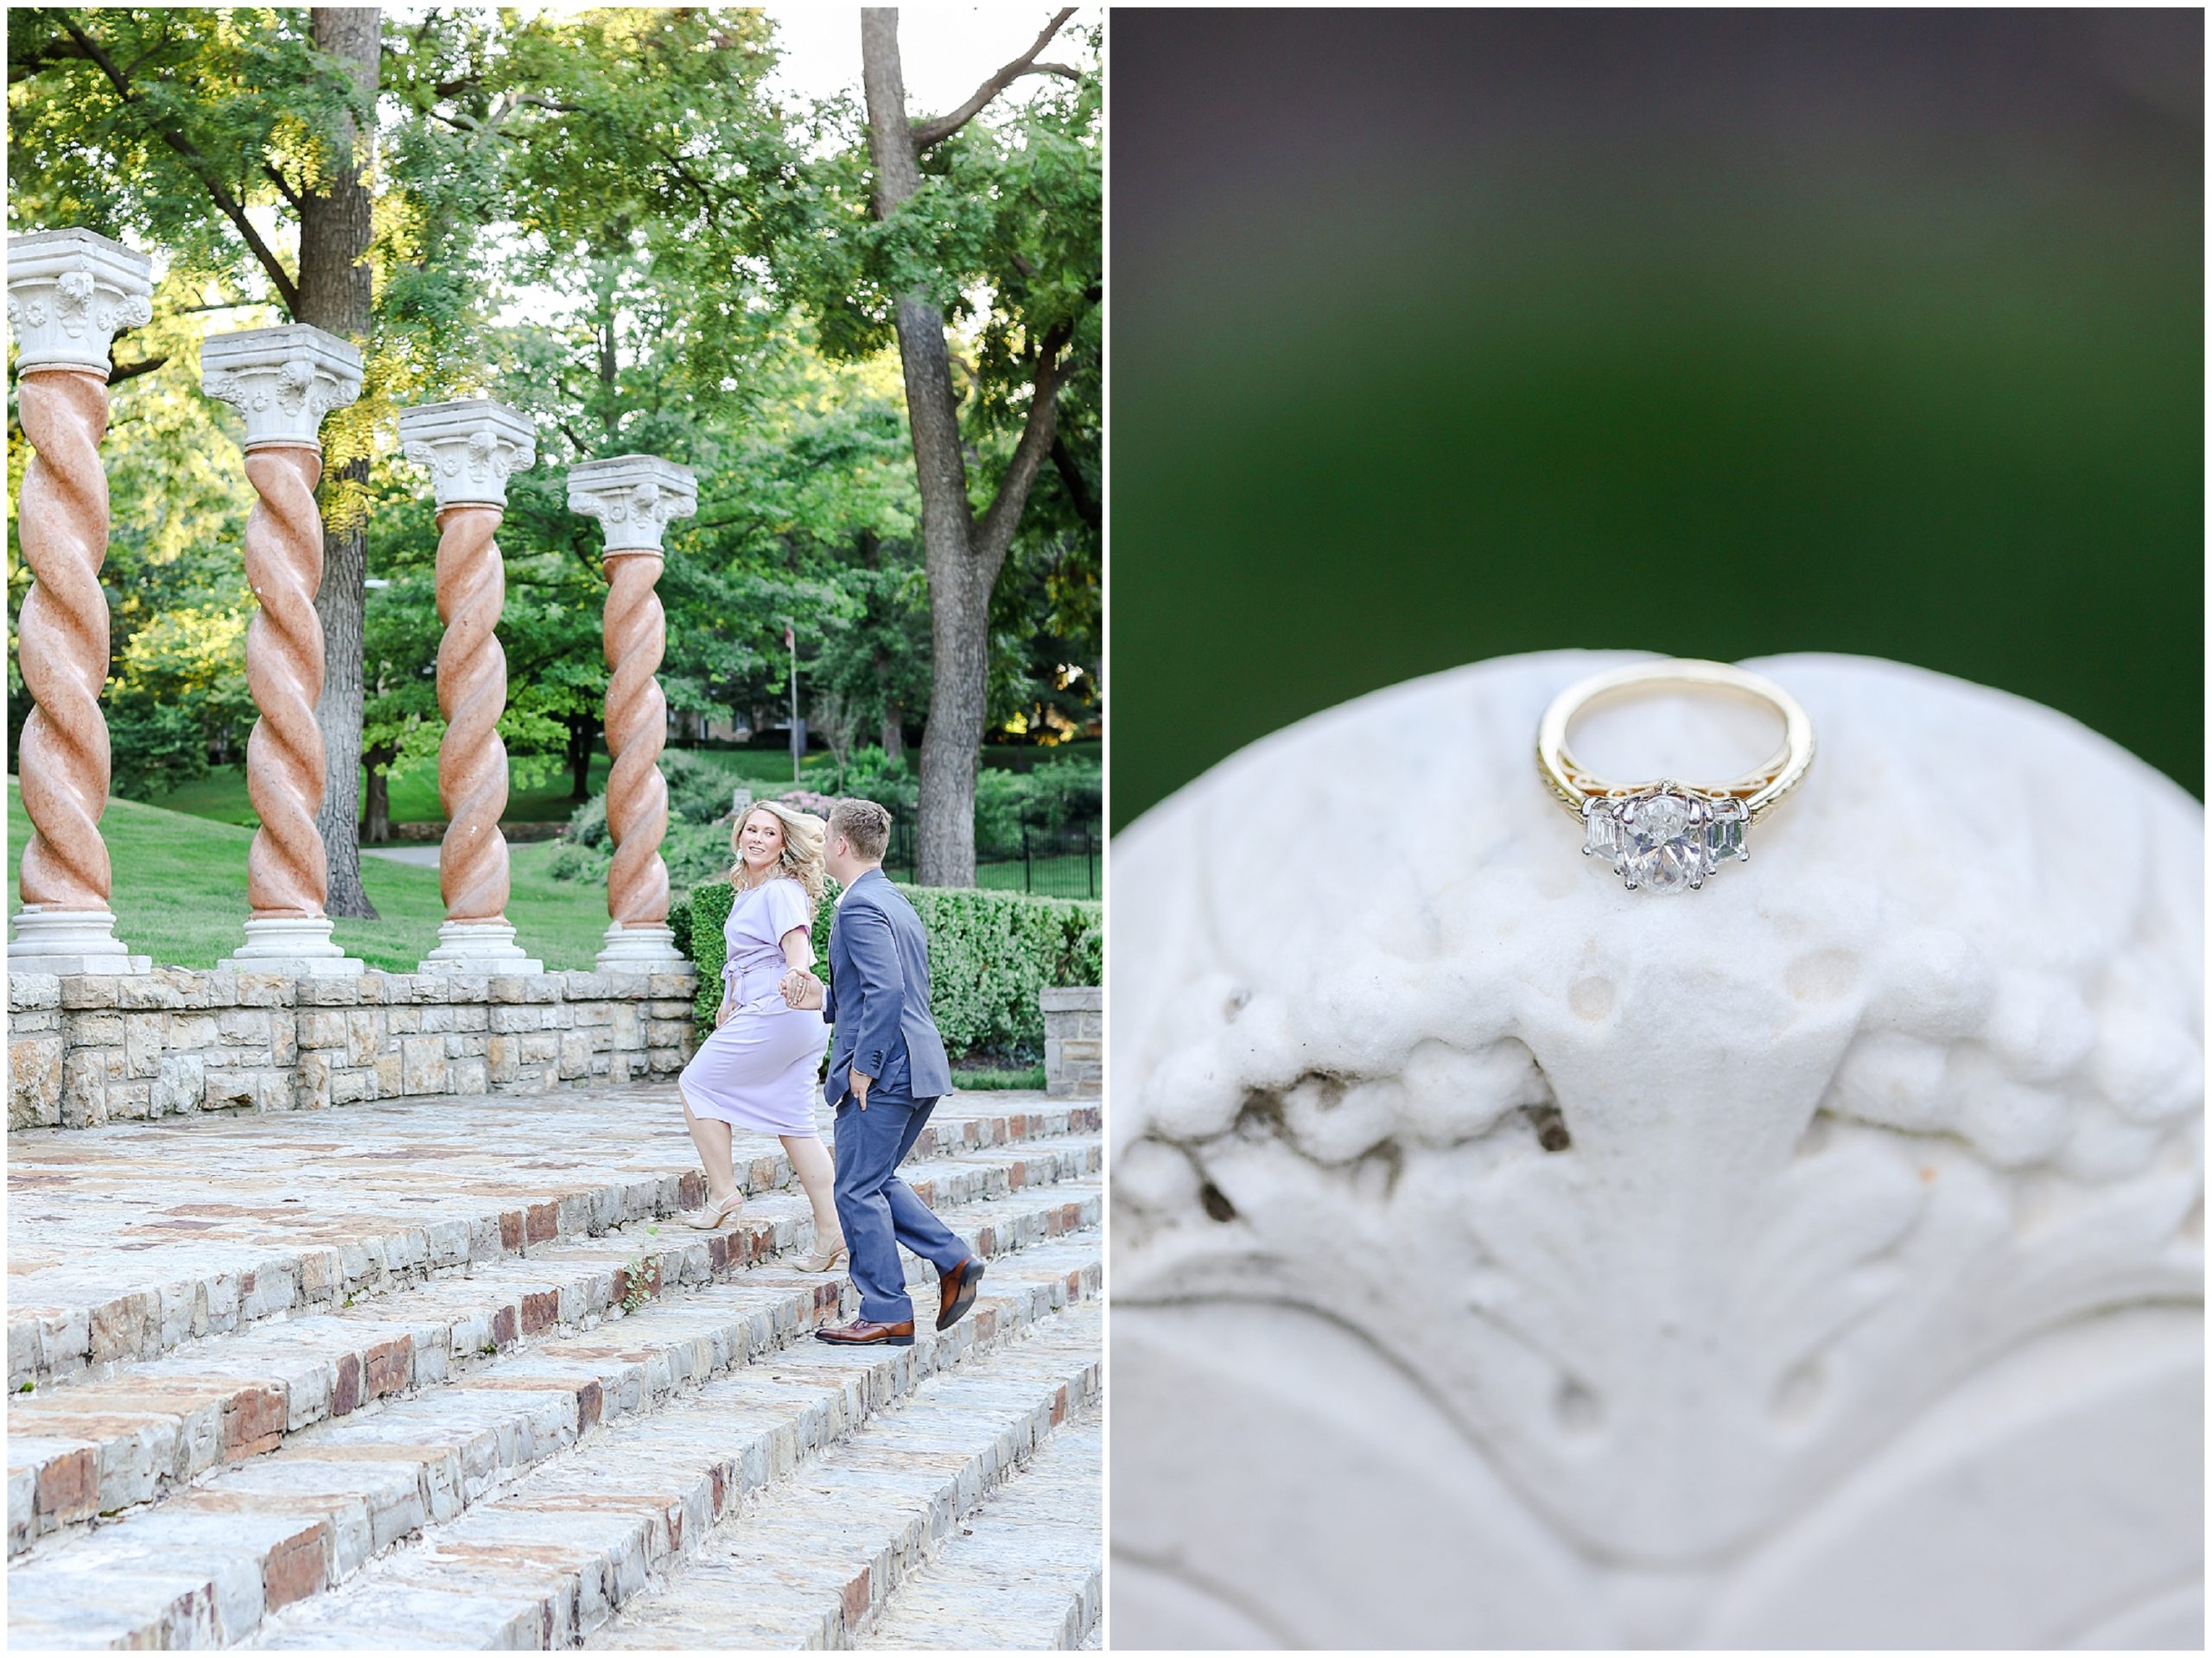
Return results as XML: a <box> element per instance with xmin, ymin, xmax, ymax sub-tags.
<box><xmin>1535</xmin><ymin>658</ymin><xmax>1814</xmax><ymax>893</ymax></box>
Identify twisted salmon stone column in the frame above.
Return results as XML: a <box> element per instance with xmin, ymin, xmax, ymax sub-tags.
<box><xmin>203</xmin><ymin>325</ymin><xmax>365</xmax><ymax>975</ymax></box>
<box><xmin>399</xmin><ymin>400</ymin><xmax>543</xmax><ymax>975</ymax></box>
<box><xmin>567</xmin><ymin>454</ymin><xmax>698</xmax><ymax>973</ymax></box>
<box><xmin>8</xmin><ymin>230</ymin><xmax>156</xmax><ymax>975</ymax></box>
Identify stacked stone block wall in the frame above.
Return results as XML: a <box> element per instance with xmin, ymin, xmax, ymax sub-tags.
<box><xmin>1041</xmin><ymin>986</ymin><xmax>1102</xmax><ymax>1097</ymax></box>
<box><xmin>8</xmin><ymin>967</ymin><xmax>698</xmax><ymax>1129</ymax></box>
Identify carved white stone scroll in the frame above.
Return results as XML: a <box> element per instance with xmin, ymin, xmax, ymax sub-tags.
<box><xmin>399</xmin><ymin>399</ymin><xmax>542</xmax><ymax>975</ymax></box>
<box><xmin>1110</xmin><ymin>651</ymin><xmax>2203</xmax><ymax>1650</ymax></box>
<box><xmin>203</xmin><ymin>325</ymin><xmax>365</xmax><ymax>976</ymax></box>
<box><xmin>567</xmin><ymin>454</ymin><xmax>697</xmax><ymax>974</ymax></box>
<box><xmin>7</xmin><ymin>229</ymin><xmax>154</xmax><ymax>976</ymax></box>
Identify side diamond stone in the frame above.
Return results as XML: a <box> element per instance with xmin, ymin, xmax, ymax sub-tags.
<box><xmin>1582</xmin><ymin>798</ymin><xmax>1621</xmax><ymax>863</ymax></box>
<box><xmin>1706</xmin><ymin>801</ymin><xmax>1746</xmax><ymax>864</ymax></box>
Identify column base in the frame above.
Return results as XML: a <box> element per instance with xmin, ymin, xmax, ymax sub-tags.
<box><xmin>419</xmin><ymin>919</ymin><xmax>543</xmax><ymax>975</ymax></box>
<box><xmin>219</xmin><ymin>915</ymin><xmax>364</xmax><ymax>978</ymax></box>
<box><xmin>595</xmin><ymin>921</ymin><xmax>686</xmax><ymax>974</ymax></box>
<box><xmin>8</xmin><ymin>907</ymin><xmax>151</xmax><ymax>976</ymax></box>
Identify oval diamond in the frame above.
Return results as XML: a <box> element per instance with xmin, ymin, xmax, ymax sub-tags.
<box><xmin>1618</xmin><ymin>789</ymin><xmax>1708</xmax><ymax>894</ymax></box>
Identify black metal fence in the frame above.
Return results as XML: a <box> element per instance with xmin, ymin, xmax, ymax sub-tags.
<box><xmin>878</xmin><ymin>804</ymin><xmax>1100</xmax><ymax>900</ymax></box>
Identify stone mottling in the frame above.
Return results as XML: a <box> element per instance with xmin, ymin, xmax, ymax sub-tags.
<box><xmin>586</xmin><ymin>1306</ymin><xmax>1103</xmax><ymax>1651</ymax></box>
<box><xmin>858</xmin><ymin>1410</ymin><xmax>1101</xmax><ymax>1649</ymax></box>
<box><xmin>7</xmin><ymin>1084</ymin><xmax>1096</xmax><ymax>1540</ymax></box>
<box><xmin>8</xmin><ymin>966</ymin><xmax>698</xmax><ymax>1129</ymax></box>
<box><xmin>18</xmin><ymin>1242</ymin><xmax>1098</xmax><ymax>1650</ymax></box>
<box><xmin>7</xmin><ymin>1040</ymin><xmax>1098</xmax><ymax>1653</ymax></box>
<box><xmin>251</xmin><ymin>1296</ymin><xmax>1102</xmax><ymax>1653</ymax></box>
<box><xmin>1043</xmin><ymin>988</ymin><xmax>1102</xmax><ymax>1098</ymax></box>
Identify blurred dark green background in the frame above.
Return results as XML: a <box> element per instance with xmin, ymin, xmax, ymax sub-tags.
<box><xmin>1110</xmin><ymin>10</ymin><xmax>2203</xmax><ymax>827</ymax></box>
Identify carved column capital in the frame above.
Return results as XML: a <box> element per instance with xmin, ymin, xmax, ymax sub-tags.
<box><xmin>201</xmin><ymin>325</ymin><xmax>363</xmax><ymax>451</ymax></box>
<box><xmin>6</xmin><ymin>229</ymin><xmax>154</xmax><ymax>377</ymax></box>
<box><xmin>566</xmin><ymin>454</ymin><xmax>697</xmax><ymax>555</ymax></box>
<box><xmin>398</xmin><ymin>399</ymin><xmax>537</xmax><ymax>510</ymax></box>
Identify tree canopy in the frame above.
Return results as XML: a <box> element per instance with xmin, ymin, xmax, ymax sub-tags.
<box><xmin>8</xmin><ymin>6</ymin><xmax>1100</xmax><ymax>875</ymax></box>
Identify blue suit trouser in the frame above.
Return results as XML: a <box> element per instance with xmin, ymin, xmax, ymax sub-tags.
<box><xmin>832</xmin><ymin>1089</ymin><xmax>970</xmax><ymax>1324</ymax></box>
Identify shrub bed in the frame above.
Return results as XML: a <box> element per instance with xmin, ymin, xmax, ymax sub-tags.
<box><xmin>672</xmin><ymin>879</ymin><xmax>1102</xmax><ymax>1064</ymax></box>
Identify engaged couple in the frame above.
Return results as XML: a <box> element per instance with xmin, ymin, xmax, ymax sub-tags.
<box><xmin>673</xmin><ymin>796</ymin><xmax>984</xmax><ymax>1346</ymax></box>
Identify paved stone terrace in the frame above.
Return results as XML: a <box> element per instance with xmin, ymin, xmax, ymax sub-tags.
<box><xmin>6</xmin><ymin>1082</ymin><xmax>1103</xmax><ymax>1648</ymax></box>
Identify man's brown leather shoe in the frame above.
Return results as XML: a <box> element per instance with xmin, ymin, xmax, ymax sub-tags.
<box><xmin>937</xmin><ymin>1257</ymin><xmax>985</xmax><ymax>1331</ymax></box>
<box><xmin>814</xmin><ymin>1318</ymin><xmax>915</xmax><ymax>1347</ymax></box>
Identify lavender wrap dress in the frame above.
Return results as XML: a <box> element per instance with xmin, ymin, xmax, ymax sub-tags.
<box><xmin>677</xmin><ymin>878</ymin><xmax>828</xmax><ymax>1137</ymax></box>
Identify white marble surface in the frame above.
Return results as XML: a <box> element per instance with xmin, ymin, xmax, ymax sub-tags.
<box><xmin>1110</xmin><ymin>651</ymin><xmax>2203</xmax><ymax>1649</ymax></box>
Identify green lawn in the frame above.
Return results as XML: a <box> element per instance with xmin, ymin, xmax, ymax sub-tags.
<box><xmin>149</xmin><ymin>746</ymin><xmax>848</xmax><ymax>829</ymax></box>
<box><xmin>8</xmin><ymin>780</ymin><xmax>618</xmax><ymax>972</ymax></box>
<box><xmin>970</xmin><ymin>852</ymin><xmax>1101</xmax><ymax>901</ymax></box>
<box><xmin>950</xmin><ymin>1065</ymin><xmax>1049</xmax><ymax>1090</ymax></box>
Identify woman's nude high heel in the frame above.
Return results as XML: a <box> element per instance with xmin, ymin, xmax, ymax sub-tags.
<box><xmin>791</xmin><ymin>1231</ymin><xmax>849</xmax><ymax>1273</ymax></box>
<box><xmin>685</xmin><ymin>1191</ymin><xmax>744</xmax><ymax>1230</ymax></box>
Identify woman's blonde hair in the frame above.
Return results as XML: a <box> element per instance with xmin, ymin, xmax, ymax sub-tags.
<box><xmin>728</xmin><ymin>800</ymin><xmax>828</xmax><ymax>902</ymax></box>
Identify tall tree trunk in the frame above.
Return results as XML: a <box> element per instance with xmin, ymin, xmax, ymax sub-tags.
<box><xmin>862</xmin><ymin>8</ymin><xmax>1071</xmax><ymax>887</ymax></box>
<box><xmin>877</xmin><ymin>684</ymin><xmax>905</xmax><ymax>764</ymax></box>
<box><xmin>858</xmin><ymin>529</ymin><xmax>906</xmax><ymax>763</ymax></box>
<box><xmin>568</xmin><ymin>714</ymin><xmax>596</xmax><ymax>802</ymax></box>
<box><xmin>300</xmin><ymin>5</ymin><xmax>380</xmax><ymax>918</ymax></box>
<box><xmin>864</xmin><ymin>28</ymin><xmax>967</xmax><ymax>880</ymax></box>
<box><xmin>361</xmin><ymin>748</ymin><xmax>391</xmax><ymax>844</ymax></box>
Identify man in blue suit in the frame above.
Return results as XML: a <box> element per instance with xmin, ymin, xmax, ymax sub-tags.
<box><xmin>781</xmin><ymin>797</ymin><xmax>982</xmax><ymax>1346</ymax></box>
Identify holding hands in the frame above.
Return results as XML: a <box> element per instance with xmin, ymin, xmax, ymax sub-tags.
<box><xmin>780</xmin><ymin>967</ymin><xmax>824</xmax><ymax>1009</ymax></box>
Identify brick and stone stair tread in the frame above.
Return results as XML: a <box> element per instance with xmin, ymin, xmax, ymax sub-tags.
<box><xmin>9</xmin><ymin>1096</ymin><xmax>1098</xmax><ymax>1389</ymax></box>
<box><xmin>588</xmin><ymin>1314</ymin><xmax>1101</xmax><ymax>1650</ymax></box>
<box><xmin>6</xmin><ymin>1181</ymin><xmax>1101</xmax><ymax>1557</ymax></box>
<box><xmin>7</xmin><ymin>1240</ymin><xmax>1101</xmax><ymax>1650</ymax></box>
<box><xmin>856</xmin><ymin>1410</ymin><xmax>1101</xmax><ymax>1650</ymax></box>
<box><xmin>246</xmin><ymin>1302</ymin><xmax>1102</xmax><ymax>1651</ymax></box>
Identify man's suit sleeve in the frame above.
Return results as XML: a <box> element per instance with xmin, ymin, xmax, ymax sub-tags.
<box><xmin>842</xmin><ymin>902</ymin><xmax>906</xmax><ymax>1081</ymax></box>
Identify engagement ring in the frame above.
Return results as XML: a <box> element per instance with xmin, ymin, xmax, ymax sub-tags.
<box><xmin>1536</xmin><ymin>658</ymin><xmax>1813</xmax><ymax>893</ymax></box>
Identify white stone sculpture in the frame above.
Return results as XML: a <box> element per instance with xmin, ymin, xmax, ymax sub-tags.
<box><xmin>7</xmin><ymin>229</ymin><xmax>155</xmax><ymax>374</ymax></box>
<box><xmin>566</xmin><ymin>454</ymin><xmax>699</xmax><ymax>556</ymax></box>
<box><xmin>1110</xmin><ymin>651</ymin><xmax>2203</xmax><ymax>1650</ymax></box>
<box><xmin>399</xmin><ymin>398</ymin><xmax>537</xmax><ymax>507</ymax></box>
<box><xmin>200</xmin><ymin>325</ymin><xmax>364</xmax><ymax>451</ymax></box>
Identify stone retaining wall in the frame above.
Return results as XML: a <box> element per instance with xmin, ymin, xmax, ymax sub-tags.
<box><xmin>1041</xmin><ymin>986</ymin><xmax>1102</xmax><ymax>1097</ymax></box>
<box><xmin>8</xmin><ymin>967</ymin><xmax>699</xmax><ymax>1130</ymax></box>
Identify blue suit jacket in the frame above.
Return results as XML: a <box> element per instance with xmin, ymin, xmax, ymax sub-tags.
<box><xmin>821</xmin><ymin>868</ymin><xmax>953</xmax><ymax>1105</ymax></box>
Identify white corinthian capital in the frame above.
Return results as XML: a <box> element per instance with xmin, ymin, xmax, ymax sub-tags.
<box><xmin>1111</xmin><ymin>651</ymin><xmax>2204</xmax><ymax>1650</ymax></box>
<box><xmin>566</xmin><ymin>454</ymin><xmax>698</xmax><ymax>554</ymax></box>
<box><xmin>201</xmin><ymin>324</ymin><xmax>363</xmax><ymax>450</ymax></box>
<box><xmin>7</xmin><ymin>229</ymin><xmax>155</xmax><ymax>376</ymax></box>
<box><xmin>398</xmin><ymin>399</ymin><xmax>537</xmax><ymax>509</ymax></box>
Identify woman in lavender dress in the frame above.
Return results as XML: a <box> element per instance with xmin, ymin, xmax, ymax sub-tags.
<box><xmin>675</xmin><ymin>802</ymin><xmax>844</xmax><ymax>1270</ymax></box>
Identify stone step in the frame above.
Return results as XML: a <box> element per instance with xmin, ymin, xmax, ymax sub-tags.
<box><xmin>588</xmin><ymin>1309</ymin><xmax>1103</xmax><ymax>1651</ymax></box>
<box><xmin>263</xmin><ymin>1308</ymin><xmax>1101</xmax><ymax>1653</ymax></box>
<box><xmin>246</xmin><ymin>1251</ymin><xmax>1103</xmax><ymax>1650</ymax></box>
<box><xmin>9</xmin><ymin>1087</ymin><xmax>1099</xmax><ymax>1391</ymax></box>
<box><xmin>7</xmin><ymin>1172</ymin><xmax>1101</xmax><ymax>1556</ymax></box>
<box><xmin>856</xmin><ymin>1411</ymin><xmax>1102</xmax><ymax>1649</ymax></box>
<box><xmin>7</xmin><ymin>1237</ymin><xmax>1101</xmax><ymax>1650</ymax></box>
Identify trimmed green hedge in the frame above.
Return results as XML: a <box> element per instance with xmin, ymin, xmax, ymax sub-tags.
<box><xmin>672</xmin><ymin>880</ymin><xmax>1102</xmax><ymax>1063</ymax></box>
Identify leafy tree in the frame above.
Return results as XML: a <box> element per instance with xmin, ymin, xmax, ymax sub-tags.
<box><xmin>11</xmin><ymin>6</ymin><xmax>1103</xmax><ymax>899</ymax></box>
<box><xmin>796</xmin><ymin>8</ymin><xmax>1102</xmax><ymax>884</ymax></box>
<box><xmin>9</xmin><ymin>3</ymin><xmax>486</xmax><ymax>917</ymax></box>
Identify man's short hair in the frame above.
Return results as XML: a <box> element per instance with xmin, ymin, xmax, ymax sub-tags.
<box><xmin>829</xmin><ymin>797</ymin><xmax>893</xmax><ymax>863</ymax></box>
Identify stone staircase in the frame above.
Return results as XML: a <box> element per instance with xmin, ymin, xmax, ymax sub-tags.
<box><xmin>6</xmin><ymin>1083</ymin><xmax>1102</xmax><ymax>1649</ymax></box>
